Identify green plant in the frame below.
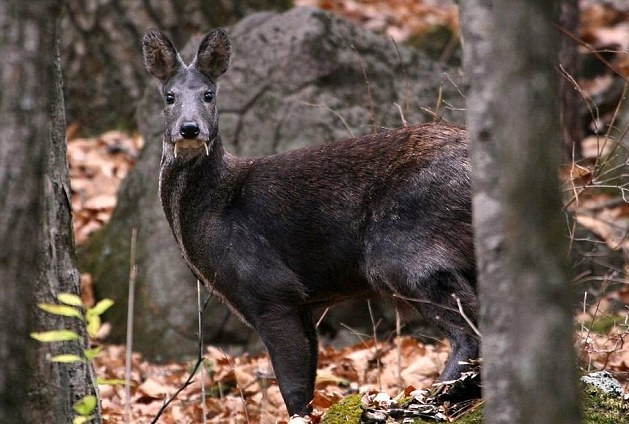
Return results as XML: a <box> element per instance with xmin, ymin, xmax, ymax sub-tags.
<box><xmin>31</xmin><ymin>293</ymin><xmax>115</xmax><ymax>424</ymax></box>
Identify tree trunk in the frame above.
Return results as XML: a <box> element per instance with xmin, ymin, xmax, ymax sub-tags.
<box><xmin>460</xmin><ymin>0</ymin><xmax>581</xmax><ymax>423</ymax></box>
<box><xmin>0</xmin><ymin>1</ymin><xmax>100</xmax><ymax>422</ymax></box>
<box><xmin>28</xmin><ymin>13</ymin><xmax>102</xmax><ymax>424</ymax></box>
<box><xmin>61</xmin><ymin>0</ymin><xmax>291</xmax><ymax>134</ymax></box>
<box><xmin>0</xmin><ymin>0</ymin><xmax>60</xmax><ymax>421</ymax></box>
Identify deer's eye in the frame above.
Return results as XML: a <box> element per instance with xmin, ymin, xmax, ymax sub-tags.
<box><xmin>165</xmin><ymin>92</ymin><xmax>175</xmax><ymax>104</ymax></box>
<box><xmin>203</xmin><ymin>91</ymin><xmax>214</xmax><ymax>103</ymax></box>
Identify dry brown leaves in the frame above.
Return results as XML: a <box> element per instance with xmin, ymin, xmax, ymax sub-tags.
<box><xmin>295</xmin><ymin>0</ymin><xmax>459</xmax><ymax>42</ymax></box>
<box><xmin>67</xmin><ymin>124</ymin><xmax>144</xmax><ymax>244</ymax></box>
<box><xmin>95</xmin><ymin>337</ymin><xmax>449</xmax><ymax>423</ymax></box>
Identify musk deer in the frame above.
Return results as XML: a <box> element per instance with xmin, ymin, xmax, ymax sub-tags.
<box><xmin>142</xmin><ymin>28</ymin><xmax>479</xmax><ymax>417</ymax></box>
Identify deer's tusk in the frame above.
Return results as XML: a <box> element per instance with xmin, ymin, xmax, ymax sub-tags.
<box><xmin>174</xmin><ymin>142</ymin><xmax>178</xmax><ymax>158</ymax></box>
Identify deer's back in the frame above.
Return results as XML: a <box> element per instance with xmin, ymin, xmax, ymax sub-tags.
<box><xmin>223</xmin><ymin>123</ymin><xmax>471</xmax><ymax>289</ymax></box>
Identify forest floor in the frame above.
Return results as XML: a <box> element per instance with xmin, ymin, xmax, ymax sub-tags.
<box><xmin>67</xmin><ymin>1</ymin><xmax>629</xmax><ymax>422</ymax></box>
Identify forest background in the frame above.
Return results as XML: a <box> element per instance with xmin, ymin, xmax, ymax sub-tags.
<box><xmin>1</xmin><ymin>0</ymin><xmax>628</xmax><ymax>423</ymax></box>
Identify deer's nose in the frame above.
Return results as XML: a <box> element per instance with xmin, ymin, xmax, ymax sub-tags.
<box><xmin>180</xmin><ymin>122</ymin><xmax>200</xmax><ymax>139</ymax></box>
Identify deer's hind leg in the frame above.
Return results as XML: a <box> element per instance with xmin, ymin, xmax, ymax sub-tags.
<box><xmin>366</xmin><ymin>248</ymin><xmax>479</xmax><ymax>381</ymax></box>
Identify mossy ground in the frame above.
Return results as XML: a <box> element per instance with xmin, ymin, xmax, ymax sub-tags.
<box><xmin>321</xmin><ymin>395</ymin><xmax>363</xmax><ymax>424</ymax></box>
<box><xmin>321</xmin><ymin>385</ymin><xmax>627</xmax><ymax>423</ymax></box>
<box><xmin>582</xmin><ymin>385</ymin><xmax>629</xmax><ymax>424</ymax></box>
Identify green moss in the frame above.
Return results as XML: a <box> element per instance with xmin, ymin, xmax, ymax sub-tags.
<box><xmin>586</xmin><ymin>316</ymin><xmax>625</xmax><ymax>335</ymax></box>
<box><xmin>582</xmin><ymin>385</ymin><xmax>629</xmax><ymax>424</ymax></box>
<box><xmin>321</xmin><ymin>394</ymin><xmax>362</xmax><ymax>424</ymax></box>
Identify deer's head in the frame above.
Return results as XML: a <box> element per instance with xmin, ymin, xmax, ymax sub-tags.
<box><xmin>142</xmin><ymin>29</ymin><xmax>231</xmax><ymax>159</ymax></box>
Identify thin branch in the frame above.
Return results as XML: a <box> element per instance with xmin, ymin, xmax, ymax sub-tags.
<box><xmin>367</xmin><ymin>300</ymin><xmax>382</xmax><ymax>391</ymax></box>
<box><xmin>149</xmin><ymin>357</ymin><xmax>206</xmax><ymax>424</ymax></box>
<box><xmin>197</xmin><ymin>280</ymin><xmax>208</xmax><ymax>424</ymax></box>
<box><xmin>452</xmin><ymin>294</ymin><xmax>481</xmax><ymax>338</ymax></box>
<box><xmin>391</xmin><ymin>36</ymin><xmax>410</xmax><ymax>114</ymax></box>
<box><xmin>124</xmin><ymin>228</ymin><xmax>138</xmax><ymax>424</ymax></box>
<box><xmin>315</xmin><ymin>307</ymin><xmax>330</xmax><ymax>329</ymax></box>
<box><xmin>395</xmin><ymin>307</ymin><xmax>402</xmax><ymax>390</ymax></box>
<box><xmin>555</xmin><ymin>24</ymin><xmax>627</xmax><ymax>80</ymax></box>
<box><xmin>149</xmin><ymin>291</ymin><xmax>212</xmax><ymax>424</ymax></box>
<box><xmin>393</xmin><ymin>103</ymin><xmax>408</xmax><ymax>127</ymax></box>
<box><xmin>220</xmin><ymin>349</ymin><xmax>252</xmax><ymax>424</ymax></box>
<box><xmin>352</xmin><ymin>45</ymin><xmax>377</xmax><ymax>133</ymax></box>
<box><xmin>299</xmin><ymin>102</ymin><xmax>354</xmax><ymax>138</ymax></box>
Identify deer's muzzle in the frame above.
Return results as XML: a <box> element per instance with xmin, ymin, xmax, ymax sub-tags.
<box><xmin>173</xmin><ymin>138</ymin><xmax>210</xmax><ymax>158</ymax></box>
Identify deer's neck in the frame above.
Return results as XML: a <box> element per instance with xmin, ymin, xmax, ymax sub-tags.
<box><xmin>158</xmin><ymin>137</ymin><xmax>238</xmax><ymax>263</ymax></box>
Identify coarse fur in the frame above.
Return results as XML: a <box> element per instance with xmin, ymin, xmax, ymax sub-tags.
<box><xmin>143</xmin><ymin>28</ymin><xmax>479</xmax><ymax>417</ymax></box>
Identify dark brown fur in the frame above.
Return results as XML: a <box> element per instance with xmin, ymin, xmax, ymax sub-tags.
<box><xmin>143</xmin><ymin>28</ymin><xmax>479</xmax><ymax>416</ymax></box>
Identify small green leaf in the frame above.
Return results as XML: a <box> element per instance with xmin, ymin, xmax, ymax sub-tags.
<box><xmin>83</xmin><ymin>346</ymin><xmax>103</xmax><ymax>360</ymax></box>
<box><xmin>31</xmin><ymin>330</ymin><xmax>81</xmax><ymax>342</ymax></box>
<box><xmin>57</xmin><ymin>293</ymin><xmax>84</xmax><ymax>307</ymax></box>
<box><xmin>73</xmin><ymin>416</ymin><xmax>93</xmax><ymax>424</ymax></box>
<box><xmin>86</xmin><ymin>314</ymin><xmax>101</xmax><ymax>338</ymax></box>
<box><xmin>73</xmin><ymin>395</ymin><xmax>97</xmax><ymax>416</ymax></box>
<box><xmin>37</xmin><ymin>303</ymin><xmax>83</xmax><ymax>319</ymax></box>
<box><xmin>87</xmin><ymin>298</ymin><xmax>114</xmax><ymax>317</ymax></box>
<box><xmin>97</xmin><ymin>377</ymin><xmax>127</xmax><ymax>385</ymax></box>
<box><xmin>50</xmin><ymin>354</ymin><xmax>83</xmax><ymax>363</ymax></box>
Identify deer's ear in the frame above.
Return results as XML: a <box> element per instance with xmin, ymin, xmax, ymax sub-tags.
<box><xmin>193</xmin><ymin>29</ymin><xmax>231</xmax><ymax>80</ymax></box>
<box><xmin>142</xmin><ymin>29</ymin><xmax>184</xmax><ymax>82</ymax></box>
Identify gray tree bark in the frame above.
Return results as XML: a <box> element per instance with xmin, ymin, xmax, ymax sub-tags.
<box><xmin>28</xmin><ymin>15</ymin><xmax>102</xmax><ymax>424</ymax></box>
<box><xmin>61</xmin><ymin>0</ymin><xmax>291</xmax><ymax>134</ymax></box>
<box><xmin>0</xmin><ymin>1</ymin><xmax>100</xmax><ymax>422</ymax></box>
<box><xmin>0</xmin><ymin>0</ymin><xmax>60</xmax><ymax>421</ymax></box>
<box><xmin>460</xmin><ymin>1</ymin><xmax>581</xmax><ymax>423</ymax></box>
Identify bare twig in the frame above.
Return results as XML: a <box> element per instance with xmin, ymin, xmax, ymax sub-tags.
<box><xmin>124</xmin><ymin>228</ymin><xmax>137</xmax><ymax>424</ymax></box>
<box><xmin>594</xmin><ymin>80</ymin><xmax>628</xmax><ymax>172</ymax></box>
<box><xmin>352</xmin><ymin>45</ymin><xmax>377</xmax><ymax>133</ymax></box>
<box><xmin>220</xmin><ymin>349</ymin><xmax>252</xmax><ymax>424</ymax></box>
<box><xmin>395</xmin><ymin>307</ymin><xmax>402</xmax><ymax>390</ymax></box>
<box><xmin>149</xmin><ymin>292</ymin><xmax>213</xmax><ymax>424</ymax></box>
<box><xmin>339</xmin><ymin>323</ymin><xmax>370</xmax><ymax>344</ymax></box>
<box><xmin>434</xmin><ymin>83</ymin><xmax>444</xmax><ymax>120</ymax></box>
<box><xmin>392</xmin><ymin>292</ymin><xmax>465</xmax><ymax>316</ymax></box>
<box><xmin>367</xmin><ymin>300</ymin><xmax>382</xmax><ymax>391</ymax></box>
<box><xmin>149</xmin><ymin>358</ymin><xmax>206</xmax><ymax>424</ymax></box>
<box><xmin>393</xmin><ymin>103</ymin><xmax>408</xmax><ymax>127</ymax></box>
<box><xmin>391</xmin><ymin>36</ymin><xmax>410</xmax><ymax>114</ymax></box>
<box><xmin>443</xmin><ymin>72</ymin><xmax>466</xmax><ymax>100</ymax></box>
<box><xmin>315</xmin><ymin>306</ymin><xmax>331</xmax><ymax>329</ymax></box>
<box><xmin>300</xmin><ymin>102</ymin><xmax>355</xmax><ymax>138</ymax></box>
<box><xmin>555</xmin><ymin>24</ymin><xmax>627</xmax><ymax>80</ymax></box>
<box><xmin>452</xmin><ymin>294</ymin><xmax>481</xmax><ymax>338</ymax></box>
<box><xmin>198</xmin><ymin>280</ymin><xmax>208</xmax><ymax>424</ymax></box>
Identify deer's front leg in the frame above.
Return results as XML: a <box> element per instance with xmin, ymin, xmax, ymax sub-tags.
<box><xmin>256</xmin><ymin>307</ymin><xmax>318</xmax><ymax>417</ymax></box>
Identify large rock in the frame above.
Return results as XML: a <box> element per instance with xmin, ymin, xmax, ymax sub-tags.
<box><xmin>61</xmin><ymin>0</ymin><xmax>291</xmax><ymax>133</ymax></box>
<box><xmin>81</xmin><ymin>6</ymin><xmax>466</xmax><ymax>360</ymax></box>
